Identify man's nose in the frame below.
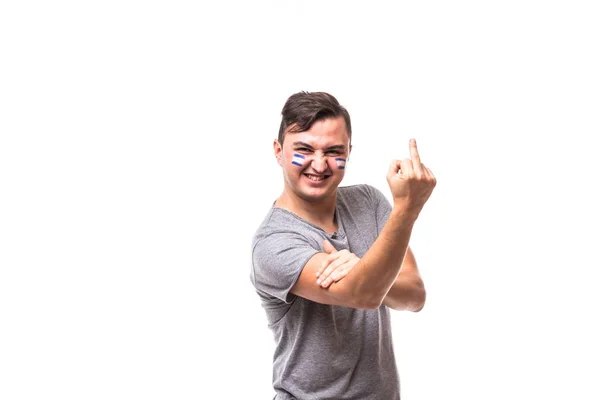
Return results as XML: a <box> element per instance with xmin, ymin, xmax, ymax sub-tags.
<box><xmin>311</xmin><ymin>154</ymin><xmax>328</xmax><ymax>173</ymax></box>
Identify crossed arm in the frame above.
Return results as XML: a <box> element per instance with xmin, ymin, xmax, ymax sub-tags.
<box><xmin>289</xmin><ymin>208</ymin><xmax>426</xmax><ymax>312</ymax></box>
<box><xmin>297</xmin><ymin>243</ymin><xmax>425</xmax><ymax>312</ymax></box>
<box><xmin>315</xmin><ymin>239</ymin><xmax>425</xmax><ymax>312</ymax></box>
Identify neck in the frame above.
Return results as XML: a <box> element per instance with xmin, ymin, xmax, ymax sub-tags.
<box><xmin>275</xmin><ymin>189</ymin><xmax>338</xmax><ymax>231</ymax></box>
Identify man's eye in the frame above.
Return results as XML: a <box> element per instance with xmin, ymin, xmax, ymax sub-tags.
<box><xmin>297</xmin><ymin>148</ymin><xmax>311</xmax><ymax>152</ymax></box>
<box><xmin>326</xmin><ymin>151</ymin><xmax>342</xmax><ymax>156</ymax></box>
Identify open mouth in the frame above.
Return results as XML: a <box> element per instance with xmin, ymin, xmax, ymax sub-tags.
<box><xmin>303</xmin><ymin>173</ymin><xmax>330</xmax><ymax>182</ymax></box>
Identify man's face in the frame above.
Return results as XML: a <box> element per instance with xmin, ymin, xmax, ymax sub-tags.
<box><xmin>274</xmin><ymin>116</ymin><xmax>351</xmax><ymax>203</ymax></box>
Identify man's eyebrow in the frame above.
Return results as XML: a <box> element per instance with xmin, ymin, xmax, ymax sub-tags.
<box><xmin>325</xmin><ymin>145</ymin><xmax>346</xmax><ymax>151</ymax></box>
<box><xmin>292</xmin><ymin>141</ymin><xmax>314</xmax><ymax>149</ymax></box>
<box><xmin>291</xmin><ymin>142</ymin><xmax>346</xmax><ymax>151</ymax></box>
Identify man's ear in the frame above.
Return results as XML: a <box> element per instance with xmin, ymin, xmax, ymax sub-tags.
<box><xmin>347</xmin><ymin>144</ymin><xmax>352</xmax><ymax>162</ymax></box>
<box><xmin>273</xmin><ymin>139</ymin><xmax>283</xmax><ymax>166</ymax></box>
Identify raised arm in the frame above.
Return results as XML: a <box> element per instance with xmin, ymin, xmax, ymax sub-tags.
<box><xmin>290</xmin><ymin>139</ymin><xmax>436</xmax><ymax>309</ymax></box>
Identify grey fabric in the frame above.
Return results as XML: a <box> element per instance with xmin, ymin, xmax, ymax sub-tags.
<box><xmin>251</xmin><ymin>184</ymin><xmax>401</xmax><ymax>400</ymax></box>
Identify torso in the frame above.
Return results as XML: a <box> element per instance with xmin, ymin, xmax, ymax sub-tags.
<box><xmin>251</xmin><ymin>184</ymin><xmax>401</xmax><ymax>400</ymax></box>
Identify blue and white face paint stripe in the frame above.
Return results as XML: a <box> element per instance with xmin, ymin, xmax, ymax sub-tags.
<box><xmin>335</xmin><ymin>158</ymin><xmax>346</xmax><ymax>170</ymax></box>
<box><xmin>292</xmin><ymin>153</ymin><xmax>306</xmax><ymax>167</ymax></box>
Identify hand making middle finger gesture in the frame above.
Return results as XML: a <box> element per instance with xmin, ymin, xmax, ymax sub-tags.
<box><xmin>386</xmin><ymin>138</ymin><xmax>437</xmax><ymax>216</ymax></box>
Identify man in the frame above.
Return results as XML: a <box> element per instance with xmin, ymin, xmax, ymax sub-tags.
<box><xmin>250</xmin><ymin>91</ymin><xmax>436</xmax><ymax>400</ymax></box>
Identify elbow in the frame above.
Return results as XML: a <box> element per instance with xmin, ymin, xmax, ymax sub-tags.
<box><xmin>412</xmin><ymin>286</ymin><xmax>426</xmax><ymax>312</ymax></box>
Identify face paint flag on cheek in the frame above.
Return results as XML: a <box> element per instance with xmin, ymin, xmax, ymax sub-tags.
<box><xmin>292</xmin><ymin>153</ymin><xmax>305</xmax><ymax>167</ymax></box>
<box><xmin>335</xmin><ymin>158</ymin><xmax>346</xmax><ymax>170</ymax></box>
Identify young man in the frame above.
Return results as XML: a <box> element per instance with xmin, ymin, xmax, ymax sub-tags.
<box><xmin>250</xmin><ymin>91</ymin><xmax>436</xmax><ymax>400</ymax></box>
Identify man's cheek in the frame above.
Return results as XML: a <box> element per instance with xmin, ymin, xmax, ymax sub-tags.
<box><xmin>291</xmin><ymin>153</ymin><xmax>306</xmax><ymax>167</ymax></box>
<box><xmin>335</xmin><ymin>158</ymin><xmax>346</xmax><ymax>170</ymax></box>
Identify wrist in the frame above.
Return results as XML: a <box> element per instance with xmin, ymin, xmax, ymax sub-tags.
<box><xmin>390</xmin><ymin>203</ymin><xmax>419</xmax><ymax>225</ymax></box>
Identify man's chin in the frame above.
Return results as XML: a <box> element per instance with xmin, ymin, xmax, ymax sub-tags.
<box><xmin>297</xmin><ymin>186</ymin><xmax>335</xmax><ymax>203</ymax></box>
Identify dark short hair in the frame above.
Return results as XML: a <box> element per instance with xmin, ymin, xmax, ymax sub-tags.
<box><xmin>278</xmin><ymin>91</ymin><xmax>352</xmax><ymax>145</ymax></box>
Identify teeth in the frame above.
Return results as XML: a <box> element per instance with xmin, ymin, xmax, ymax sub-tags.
<box><xmin>306</xmin><ymin>174</ymin><xmax>327</xmax><ymax>181</ymax></box>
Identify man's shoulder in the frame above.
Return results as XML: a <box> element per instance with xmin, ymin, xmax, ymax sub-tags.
<box><xmin>251</xmin><ymin>206</ymin><xmax>306</xmax><ymax>246</ymax></box>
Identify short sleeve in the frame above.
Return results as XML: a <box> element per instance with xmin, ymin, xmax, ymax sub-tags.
<box><xmin>368</xmin><ymin>185</ymin><xmax>393</xmax><ymax>235</ymax></box>
<box><xmin>251</xmin><ymin>231</ymin><xmax>320</xmax><ymax>303</ymax></box>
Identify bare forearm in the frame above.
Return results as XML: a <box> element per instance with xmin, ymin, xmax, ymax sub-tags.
<box><xmin>348</xmin><ymin>207</ymin><xmax>416</xmax><ymax>308</ymax></box>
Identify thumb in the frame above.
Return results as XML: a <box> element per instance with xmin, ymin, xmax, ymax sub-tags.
<box><xmin>322</xmin><ymin>240</ymin><xmax>337</xmax><ymax>254</ymax></box>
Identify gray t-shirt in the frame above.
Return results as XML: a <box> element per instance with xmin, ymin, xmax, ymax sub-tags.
<box><xmin>250</xmin><ymin>184</ymin><xmax>400</xmax><ymax>400</ymax></box>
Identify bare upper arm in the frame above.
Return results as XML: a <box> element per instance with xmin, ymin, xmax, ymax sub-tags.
<box><xmin>399</xmin><ymin>246</ymin><xmax>422</xmax><ymax>279</ymax></box>
<box><xmin>383</xmin><ymin>246</ymin><xmax>426</xmax><ymax>311</ymax></box>
<box><xmin>289</xmin><ymin>252</ymin><xmax>376</xmax><ymax>309</ymax></box>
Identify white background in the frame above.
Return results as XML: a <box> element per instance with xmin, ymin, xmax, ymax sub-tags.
<box><xmin>1</xmin><ymin>1</ymin><xmax>599</xmax><ymax>399</ymax></box>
